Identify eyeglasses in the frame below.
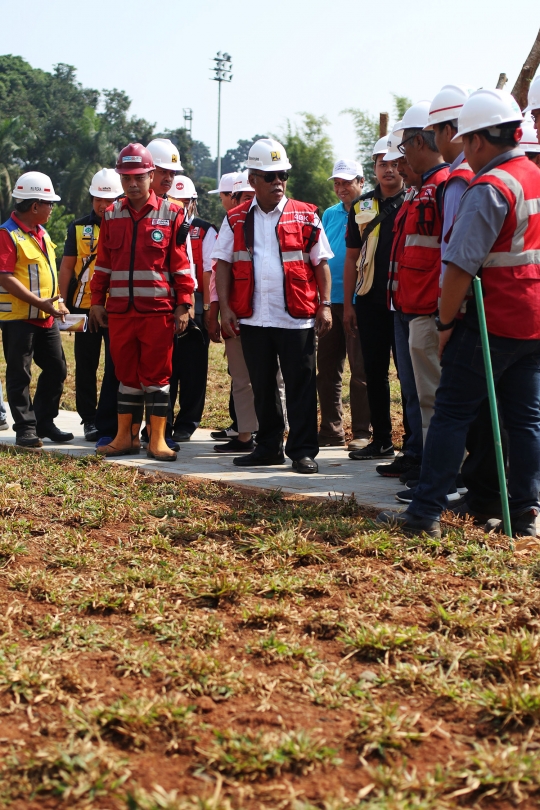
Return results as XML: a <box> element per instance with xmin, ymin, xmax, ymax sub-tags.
<box><xmin>251</xmin><ymin>171</ymin><xmax>289</xmax><ymax>183</ymax></box>
<box><xmin>37</xmin><ymin>201</ymin><xmax>54</xmax><ymax>208</ymax></box>
<box><xmin>397</xmin><ymin>135</ymin><xmax>418</xmax><ymax>154</ymax></box>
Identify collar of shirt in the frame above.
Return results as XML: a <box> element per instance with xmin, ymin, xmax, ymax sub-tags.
<box><xmin>248</xmin><ymin>194</ymin><xmax>288</xmax><ymax>215</ymax></box>
<box><xmin>372</xmin><ymin>184</ymin><xmax>405</xmax><ymax>203</ymax></box>
<box><xmin>121</xmin><ymin>189</ymin><xmax>160</xmax><ymax>220</ymax></box>
<box><xmin>473</xmin><ymin>147</ymin><xmax>525</xmax><ymax>180</ymax></box>
<box><xmin>11</xmin><ymin>212</ymin><xmax>46</xmax><ymax>251</ymax></box>
<box><xmin>449</xmin><ymin>151</ymin><xmax>466</xmax><ymax>173</ymax></box>
<box><xmin>422</xmin><ymin>162</ymin><xmax>450</xmax><ymax>183</ymax></box>
<box><xmin>88</xmin><ymin>208</ymin><xmax>102</xmax><ymax>226</ymax></box>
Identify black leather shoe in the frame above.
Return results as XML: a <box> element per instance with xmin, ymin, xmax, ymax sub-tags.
<box><xmin>37</xmin><ymin>423</ymin><xmax>74</xmax><ymax>443</ymax></box>
<box><xmin>83</xmin><ymin>422</ymin><xmax>99</xmax><ymax>442</ymax></box>
<box><xmin>376</xmin><ymin>509</ymin><xmax>441</xmax><ymax>538</ymax></box>
<box><xmin>292</xmin><ymin>457</ymin><xmax>318</xmax><ymax>474</ymax></box>
<box><xmin>233</xmin><ymin>450</ymin><xmax>285</xmax><ymax>467</ymax></box>
<box><xmin>15</xmin><ymin>433</ymin><xmax>43</xmax><ymax>448</ymax></box>
<box><xmin>172</xmin><ymin>429</ymin><xmax>191</xmax><ymax>442</ymax></box>
<box><xmin>485</xmin><ymin>509</ymin><xmax>538</xmax><ymax>538</ymax></box>
<box><xmin>214</xmin><ymin>437</ymin><xmax>254</xmax><ymax>453</ymax></box>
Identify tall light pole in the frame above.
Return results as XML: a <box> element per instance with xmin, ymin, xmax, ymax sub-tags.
<box><xmin>211</xmin><ymin>51</ymin><xmax>233</xmax><ymax>184</ymax></box>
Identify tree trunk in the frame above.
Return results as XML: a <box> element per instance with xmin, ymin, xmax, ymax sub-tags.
<box><xmin>496</xmin><ymin>73</ymin><xmax>507</xmax><ymax>90</ymax></box>
<box><xmin>379</xmin><ymin>113</ymin><xmax>389</xmax><ymax>138</ymax></box>
<box><xmin>512</xmin><ymin>28</ymin><xmax>540</xmax><ymax>109</ymax></box>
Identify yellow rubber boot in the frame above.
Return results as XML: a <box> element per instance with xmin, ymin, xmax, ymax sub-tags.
<box><xmin>147</xmin><ymin>414</ymin><xmax>177</xmax><ymax>461</ymax></box>
<box><xmin>96</xmin><ymin>412</ymin><xmax>141</xmax><ymax>457</ymax></box>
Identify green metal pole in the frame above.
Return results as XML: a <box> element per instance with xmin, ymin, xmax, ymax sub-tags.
<box><xmin>473</xmin><ymin>276</ymin><xmax>512</xmax><ymax>540</ymax></box>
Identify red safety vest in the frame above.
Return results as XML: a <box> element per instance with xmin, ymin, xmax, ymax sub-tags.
<box><xmin>468</xmin><ymin>154</ymin><xmax>540</xmax><ymax>339</ymax></box>
<box><xmin>441</xmin><ymin>159</ymin><xmax>475</xmax><ymax>318</ymax></box>
<box><xmin>189</xmin><ymin>217</ymin><xmax>214</xmax><ymax>291</ymax></box>
<box><xmin>227</xmin><ymin>198</ymin><xmax>321</xmax><ymax>319</ymax></box>
<box><xmin>396</xmin><ymin>165</ymin><xmax>450</xmax><ymax>314</ymax></box>
<box><xmin>388</xmin><ymin>187</ymin><xmax>417</xmax><ymax>311</ymax></box>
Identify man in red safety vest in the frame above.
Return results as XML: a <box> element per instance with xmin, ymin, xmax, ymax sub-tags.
<box><xmin>377</xmin><ymin>89</ymin><xmax>540</xmax><ymax>539</ymax></box>
<box><xmin>214</xmin><ymin>138</ymin><xmax>333</xmax><ymax>474</ymax></box>
<box><xmin>89</xmin><ymin>143</ymin><xmax>194</xmax><ymax>462</ymax></box>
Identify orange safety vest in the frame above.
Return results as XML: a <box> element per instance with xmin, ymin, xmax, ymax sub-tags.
<box><xmin>227</xmin><ymin>198</ymin><xmax>321</xmax><ymax>319</ymax></box>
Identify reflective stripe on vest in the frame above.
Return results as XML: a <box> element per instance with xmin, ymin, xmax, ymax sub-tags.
<box><xmin>404</xmin><ymin>234</ymin><xmax>441</xmax><ymax>248</ymax></box>
<box><xmin>467</xmin><ymin>155</ymin><xmax>540</xmax><ymax>339</ymax></box>
<box><xmin>73</xmin><ymin>221</ymin><xmax>100</xmax><ymax>309</ymax></box>
<box><xmin>0</xmin><ymin>218</ymin><xmax>58</xmax><ymax>320</ymax></box>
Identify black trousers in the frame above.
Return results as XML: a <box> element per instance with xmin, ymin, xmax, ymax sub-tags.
<box><xmin>1</xmin><ymin>320</ymin><xmax>67</xmax><ymax>435</ymax></box>
<box><xmin>355</xmin><ymin>299</ymin><xmax>395</xmax><ymax>447</ymax></box>
<box><xmin>240</xmin><ymin>324</ymin><xmax>318</xmax><ymax>460</ymax></box>
<box><xmin>94</xmin><ymin>330</ymin><xmax>119</xmax><ymax>439</ymax></box>
<box><xmin>170</xmin><ymin>315</ymin><xmax>210</xmax><ymax>435</ymax></box>
<box><xmin>462</xmin><ymin>398</ymin><xmax>508</xmax><ymax>514</ymax></box>
<box><xmin>73</xmin><ymin>307</ymin><xmax>105</xmax><ymax>423</ymax></box>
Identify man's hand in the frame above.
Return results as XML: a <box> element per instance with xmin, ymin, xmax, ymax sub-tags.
<box><xmin>315</xmin><ymin>304</ymin><xmax>332</xmax><ymax>339</ymax></box>
<box><xmin>343</xmin><ymin>303</ymin><xmax>358</xmax><ymax>337</ymax></box>
<box><xmin>40</xmin><ymin>296</ymin><xmax>68</xmax><ymax>321</ymax></box>
<box><xmin>438</xmin><ymin>327</ymin><xmax>454</xmax><ymax>361</ymax></box>
<box><xmin>220</xmin><ymin>304</ymin><xmax>239</xmax><ymax>338</ymax></box>
<box><xmin>174</xmin><ymin>304</ymin><xmax>190</xmax><ymax>334</ymax></box>
<box><xmin>89</xmin><ymin>305</ymin><xmax>108</xmax><ymax>332</ymax></box>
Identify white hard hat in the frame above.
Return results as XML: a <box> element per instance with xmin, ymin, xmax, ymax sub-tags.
<box><xmin>12</xmin><ymin>171</ymin><xmax>61</xmax><ymax>202</ymax></box>
<box><xmin>146</xmin><ymin>138</ymin><xmax>183</xmax><ymax>171</ymax></box>
<box><xmin>452</xmin><ymin>88</ymin><xmax>523</xmax><ymax>143</ymax></box>
<box><xmin>245</xmin><ymin>138</ymin><xmax>291</xmax><ymax>172</ymax></box>
<box><xmin>208</xmin><ymin>171</ymin><xmax>238</xmax><ymax>195</ymax></box>
<box><xmin>520</xmin><ymin>119</ymin><xmax>540</xmax><ymax>153</ymax></box>
<box><xmin>372</xmin><ymin>137</ymin><xmax>388</xmax><ymax>157</ymax></box>
<box><xmin>424</xmin><ymin>85</ymin><xmax>473</xmax><ymax>130</ymax></box>
<box><xmin>524</xmin><ymin>75</ymin><xmax>540</xmax><ymax>112</ymax></box>
<box><xmin>89</xmin><ymin>168</ymin><xmax>123</xmax><ymax>199</ymax></box>
<box><xmin>393</xmin><ymin>101</ymin><xmax>432</xmax><ymax>140</ymax></box>
<box><xmin>328</xmin><ymin>158</ymin><xmax>363</xmax><ymax>180</ymax></box>
<box><xmin>383</xmin><ymin>132</ymin><xmax>403</xmax><ymax>161</ymax></box>
<box><xmin>169</xmin><ymin>175</ymin><xmax>197</xmax><ymax>199</ymax></box>
<box><xmin>233</xmin><ymin>171</ymin><xmax>254</xmax><ymax>194</ymax></box>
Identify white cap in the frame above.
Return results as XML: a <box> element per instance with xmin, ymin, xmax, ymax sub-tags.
<box><xmin>524</xmin><ymin>75</ymin><xmax>540</xmax><ymax>112</ymax></box>
<box><xmin>424</xmin><ymin>85</ymin><xmax>473</xmax><ymax>130</ymax></box>
<box><xmin>146</xmin><ymin>138</ymin><xmax>183</xmax><ymax>171</ymax></box>
<box><xmin>372</xmin><ymin>137</ymin><xmax>388</xmax><ymax>157</ymax></box>
<box><xmin>452</xmin><ymin>88</ymin><xmax>523</xmax><ymax>143</ymax></box>
<box><xmin>89</xmin><ymin>168</ymin><xmax>123</xmax><ymax>199</ymax></box>
<box><xmin>393</xmin><ymin>101</ymin><xmax>432</xmax><ymax>139</ymax></box>
<box><xmin>169</xmin><ymin>175</ymin><xmax>197</xmax><ymax>199</ymax></box>
<box><xmin>12</xmin><ymin>171</ymin><xmax>61</xmax><ymax>202</ymax></box>
<box><xmin>233</xmin><ymin>171</ymin><xmax>254</xmax><ymax>194</ymax></box>
<box><xmin>383</xmin><ymin>132</ymin><xmax>403</xmax><ymax>161</ymax></box>
<box><xmin>328</xmin><ymin>158</ymin><xmax>363</xmax><ymax>180</ymax></box>
<box><xmin>208</xmin><ymin>171</ymin><xmax>238</xmax><ymax>194</ymax></box>
<box><xmin>245</xmin><ymin>138</ymin><xmax>292</xmax><ymax>172</ymax></box>
<box><xmin>520</xmin><ymin>119</ymin><xmax>540</xmax><ymax>153</ymax></box>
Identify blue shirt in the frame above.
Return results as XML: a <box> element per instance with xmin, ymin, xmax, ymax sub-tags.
<box><xmin>322</xmin><ymin>202</ymin><xmax>349</xmax><ymax>303</ymax></box>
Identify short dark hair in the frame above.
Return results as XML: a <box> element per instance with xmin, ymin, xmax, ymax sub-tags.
<box><xmin>471</xmin><ymin>122</ymin><xmax>521</xmax><ymax>148</ymax></box>
<box><xmin>14</xmin><ymin>199</ymin><xmax>38</xmax><ymax>213</ymax></box>
<box><xmin>435</xmin><ymin>121</ymin><xmax>458</xmax><ymax>134</ymax></box>
<box><xmin>404</xmin><ymin>127</ymin><xmax>439</xmax><ymax>153</ymax></box>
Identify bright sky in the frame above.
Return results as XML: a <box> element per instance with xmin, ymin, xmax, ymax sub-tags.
<box><xmin>0</xmin><ymin>0</ymin><xmax>538</xmax><ymax>167</ymax></box>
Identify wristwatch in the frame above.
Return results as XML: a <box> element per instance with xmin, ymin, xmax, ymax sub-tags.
<box><xmin>320</xmin><ymin>301</ymin><xmax>332</xmax><ymax>307</ymax></box>
<box><xmin>435</xmin><ymin>316</ymin><xmax>456</xmax><ymax>332</ymax></box>
<box><xmin>203</xmin><ymin>303</ymin><xmax>211</xmax><ymax>311</ymax></box>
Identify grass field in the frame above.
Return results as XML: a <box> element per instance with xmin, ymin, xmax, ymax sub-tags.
<box><xmin>0</xmin><ymin>448</ymin><xmax>539</xmax><ymax>808</ymax></box>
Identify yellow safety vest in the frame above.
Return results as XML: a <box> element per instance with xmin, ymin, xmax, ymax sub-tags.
<box><xmin>72</xmin><ymin>221</ymin><xmax>100</xmax><ymax>309</ymax></box>
<box><xmin>0</xmin><ymin>218</ymin><xmax>58</xmax><ymax>320</ymax></box>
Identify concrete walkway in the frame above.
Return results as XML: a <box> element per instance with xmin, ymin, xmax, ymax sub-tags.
<box><xmin>1</xmin><ymin>409</ymin><xmax>402</xmax><ymax>511</ymax></box>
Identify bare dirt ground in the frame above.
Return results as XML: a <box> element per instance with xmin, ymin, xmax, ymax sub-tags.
<box><xmin>1</xmin><ymin>450</ymin><xmax>540</xmax><ymax>808</ymax></box>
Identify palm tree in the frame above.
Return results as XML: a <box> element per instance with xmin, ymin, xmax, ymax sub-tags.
<box><xmin>61</xmin><ymin>107</ymin><xmax>117</xmax><ymax>218</ymax></box>
<box><xmin>0</xmin><ymin>117</ymin><xmax>23</xmax><ymax>222</ymax></box>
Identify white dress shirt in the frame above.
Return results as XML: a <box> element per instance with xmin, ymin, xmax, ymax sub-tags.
<box><xmin>212</xmin><ymin>196</ymin><xmax>333</xmax><ymax>329</ymax></box>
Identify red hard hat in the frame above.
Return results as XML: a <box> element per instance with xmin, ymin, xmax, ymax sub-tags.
<box><xmin>115</xmin><ymin>143</ymin><xmax>155</xmax><ymax>175</ymax></box>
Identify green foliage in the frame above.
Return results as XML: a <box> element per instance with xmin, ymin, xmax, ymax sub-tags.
<box><xmin>393</xmin><ymin>93</ymin><xmax>413</xmax><ymax>121</ymax></box>
<box><xmin>342</xmin><ymin>108</ymin><xmax>379</xmax><ymax>189</ymax></box>
<box><xmin>280</xmin><ymin>113</ymin><xmax>335</xmax><ymax>213</ymax></box>
<box><xmin>45</xmin><ymin>205</ymin><xmax>74</xmax><ymax>259</ymax></box>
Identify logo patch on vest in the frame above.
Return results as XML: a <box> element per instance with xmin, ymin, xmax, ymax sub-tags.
<box><xmin>83</xmin><ymin>225</ymin><xmax>93</xmax><ymax>236</ymax></box>
<box><xmin>293</xmin><ymin>212</ymin><xmax>310</xmax><ymax>223</ymax></box>
<box><xmin>151</xmin><ymin>229</ymin><xmax>164</xmax><ymax>243</ymax></box>
<box><xmin>152</xmin><ymin>219</ymin><xmax>170</xmax><ymax>226</ymax></box>
<box><xmin>359</xmin><ymin>199</ymin><xmax>374</xmax><ymax>210</ymax></box>
<box><xmin>190</xmin><ymin>227</ymin><xmax>201</xmax><ymax>238</ymax></box>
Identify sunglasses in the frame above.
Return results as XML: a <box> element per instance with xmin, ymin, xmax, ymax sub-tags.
<box><xmin>251</xmin><ymin>171</ymin><xmax>289</xmax><ymax>183</ymax></box>
<box><xmin>398</xmin><ymin>134</ymin><xmax>418</xmax><ymax>154</ymax></box>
